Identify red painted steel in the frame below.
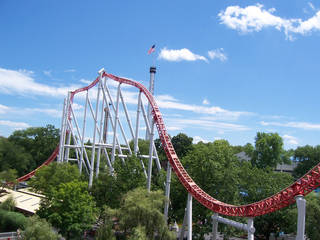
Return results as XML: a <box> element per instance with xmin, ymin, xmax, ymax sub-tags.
<box><xmin>100</xmin><ymin>72</ymin><xmax>320</xmax><ymax>217</ymax></box>
<box><xmin>17</xmin><ymin>146</ymin><xmax>59</xmax><ymax>182</ymax></box>
<box><xmin>16</xmin><ymin>70</ymin><xmax>320</xmax><ymax>217</ymax></box>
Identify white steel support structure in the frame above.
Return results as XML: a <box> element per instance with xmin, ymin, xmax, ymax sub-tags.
<box><xmin>58</xmin><ymin>68</ymin><xmax>162</xmax><ymax>191</ymax></box>
<box><xmin>146</xmin><ymin>66</ymin><xmax>156</xmax><ymax>140</ymax></box>
<box><xmin>295</xmin><ymin>195</ymin><xmax>306</xmax><ymax>240</ymax></box>
<box><xmin>211</xmin><ymin>214</ymin><xmax>255</xmax><ymax>240</ymax></box>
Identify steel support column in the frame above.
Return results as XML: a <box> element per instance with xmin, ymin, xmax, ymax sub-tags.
<box><xmin>295</xmin><ymin>195</ymin><xmax>306</xmax><ymax>240</ymax></box>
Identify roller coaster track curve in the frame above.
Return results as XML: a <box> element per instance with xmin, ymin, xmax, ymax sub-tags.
<box><xmin>17</xmin><ymin>70</ymin><xmax>320</xmax><ymax>217</ymax></box>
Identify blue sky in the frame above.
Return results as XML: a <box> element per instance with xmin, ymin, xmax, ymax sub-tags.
<box><xmin>1</xmin><ymin>0</ymin><xmax>320</xmax><ymax>149</ymax></box>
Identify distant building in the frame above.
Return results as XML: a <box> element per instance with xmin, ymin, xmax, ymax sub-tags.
<box><xmin>235</xmin><ymin>151</ymin><xmax>298</xmax><ymax>174</ymax></box>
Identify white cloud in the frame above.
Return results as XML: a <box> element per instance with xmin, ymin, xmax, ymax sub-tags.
<box><xmin>65</xmin><ymin>69</ymin><xmax>76</xmax><ymax>73</ymax></box>
<box><xmin>308</xmin><ymin>2</ymin><xmax>315</xmax><ymax>11</ymax></box>
<box><xmin>80</xmin><ymin>79</ymin><xmax>91</xmax><ymax>85</ymax></box>
<box><xmin>158</xmin><ymin>48</ymin><xmax>208</xmax><ymax>62</ymax></box>
<box><xmin>193</xmin><ymin>136</ymin><xmax>210</xmax><ymax>144</ymax></box>
<box><xmin>0</xmin><ymin>68</ymin><xmax>80</xmax><ymax>98</ymax></box>
<box><xmin>0</xmin><ymin>120</ymin><xmax>30</xmax><ymax>129</ymax></box>
<box><xmin>167</xmin><ymin>118</ymin><xmax>249</xmax><ymax>132</ymax></box>
<box><xmin>202</xmin><ymin>98</ymin><xmax>210</xmax><ymax>105</ymax></box>
<box><xmin>282</xmin><ymin>134</ymin><xmax>299</xmax><ymax>145</ymax></box>
<box><xmin>0</xmin><ymin>104</ymin><xmax>9</xmax><ymax>114</ymax></box>
<box><xmin>261</xmin><ymin>121</ymin><xmax>320</xmax><ymax>130</ymax></box>
<box><xmin>208</xmin><ymin>48</ymin><xmax>227</xmax><ymax>61</ymax></box>
<box><xmin>43</xmin><ymin>70</ymin><xmax>52</xmax><ymax>77</ymax></box>
<box><xmin>218</xmin><ymin>4</ymin><xmax>320</xmax><ymax>40</ymax></box>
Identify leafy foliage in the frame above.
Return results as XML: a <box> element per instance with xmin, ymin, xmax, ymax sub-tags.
<box><xmin>293</xmin><ymin>145</ymin><xmax>320</xmax><ymax>179</ymax></box>
<box><xmin>251</xmin><ymin>132</ymin><xmax>286</xmax><ymax>169</ymax></box>
<box><xmin>91</xmin><ymin>155</ymin><xmax>146</xmax><ymax>209</ymax></box>
<box><xmin>0</xmin><ymin>209</ymin><xmax>27</xmax><ymax>232</ymax></box>
<box><xmin>0</xmin><ymin>196</ymin><xmax>16</xmax><ymax>211</ymax></box>
<box><xmin>29</xmin><ymin>162</ymin><xmax>81</xmax><ymax>196</ymax></box>
<box><xmin>98</xmin><ymin>188</ymin><xmax>175</xmax><ymax>240</ymax></box>
<box><xmin>37</xmin><ymin>180</ymin><xmax>98</xmax><ymax>238</ymax></box>
<box><xmin>0</xmin><ymin>169</ymin><xmax>18</xmax><ymax>191</ymax></box>
<box><xmin>21</xmin><ymin>215</ymin><xmax>60</xmax><ymax>240</ymax></box>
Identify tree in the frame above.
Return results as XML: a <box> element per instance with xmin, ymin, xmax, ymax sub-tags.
<box><xmin>251</xmin><ymin>132</ymin><xmax>286</xmax><ymax>169</ymax></box>
<box><xmin>293</xmin><ymin>145</ymin><xmax>320</xmax><ymax>179</ymax></box>
<box><xmin>97</xmin><ymin>188</ymin><xmax>175</xmax><ymax>240</ymax></box>
<box><xmin>0</xmin><ymin>138</ymin><xmax>33</xmax><ymax>176</ymax></box>
<box><xmin>91</xmin><ymin>155</ymin><xmax>146</xmax><ymax>209</ymax></box>
<box><xmin>37</xmin><ymin>180</ymin><xmax>98</xmax><ymax>238</ymax></box>
<box><xmin>0</xmin><ymin>169</ymin><xmax>18</xmax><ymax>192</ymax></box>
<box><xmin>171</xmin><ymin>133</ymin><xmax>193</xmax><ymax>158</ymax></box>
<box><xmin>21</xmin><ymin>215</ymin><xmax>60</xmax><ymax>240</ymax></box>
<box><xmin>0</xmin><ymin>209</ymin><xmax>27</xmax><ymax>232</ymax></box>
<box><xmin>29</xmin><ymin>162</ymin><xmax>81</xmax><ymax>196</ymax></box>
<box><xmin>8</xmin><ymin>124</ymin><xmax>59</xmax><ymax>173</ymax></box>
<box><xmin>304</xmin><ymin>193</ymin><xmax>320</xmax><ymax>240</ymax></box>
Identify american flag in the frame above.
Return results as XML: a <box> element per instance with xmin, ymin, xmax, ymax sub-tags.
<box><xmin>148</xmin><ymin>44</ymin><xmax>156</xmax><ymax>54</ymax></box>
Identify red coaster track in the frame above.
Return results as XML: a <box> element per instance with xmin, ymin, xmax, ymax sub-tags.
<box><xmin>17</xmin><ymin>70</ymin><xmax>320</xmax><ymax>217</ymax></box>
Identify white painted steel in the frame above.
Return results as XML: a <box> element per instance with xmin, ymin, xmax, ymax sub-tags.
<box><xmin>295</xmin><ymin>195</ymin><xmax>306</xmax><ymax>240</ymax></box>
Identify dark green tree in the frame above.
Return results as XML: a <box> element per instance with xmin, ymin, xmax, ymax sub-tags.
<box><xmin>29</xmin><ymin>162</ymin><xmax>81</xmax><ymax>197</ymax></box>
<box><xmin>293</xmin><ymin>145</ymin><xmax>320</xmax><ymax>179</ymax></box>
<box><xmin>8</xmin><ymin>124</ymin><xmax>59</xmax><ymax>171</ymax></box>
<box><xmin>91</xmin><ymin>155</ymin><xmax>146</xmax><ymax>209</ymax></box>
<box><xmin>98</xmin><ymin>188</ymin><xmax>175</xmax><ymax>240</ymax></box>
<box><xmin>171</xmin><ymin>133</ymin><xmax>193</xmax><ymax>158</ymax></box>
<box><xmin>37</xmin><ymin>180</ymin><xmax>98</xmax><ymax>238</ymax></box>
<box><xmin>21</xmin><ymin>215</ymin><xmax>60</xmax><ymax>240</ymax></box>
<box><xmin>251</xmin><ymin>132</ymin><xmax>286</xmax><ymax>169</ymax></box>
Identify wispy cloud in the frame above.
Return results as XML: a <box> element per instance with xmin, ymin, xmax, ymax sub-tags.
<box><xmin>0</xmin><ymin>120</ymin><xmax>30</xmax><ymax>129</ymax></box>
<box><xmin>0</xmin><ymin>68</ymin><xmax>80</xmax><ymax>98</ymax></box>
<box><xmin>282</xmin><ymin>134</ymin><xmax>299</xmax><ymax>145</ymax></box>
<box><xmin>166</xmin><ymin>118</ymin><xmax>249</xmax><ymax>132</ymax></box>
<box><xmin>261</xmin><ymin>121</ymin><xmax>320</xmax><ymax>130</ymax></box>
<box><xmin>193</xmin><ymin>136</ymin><xmax>210</xmax><ymax>144</ymax></box>
<box><xmin>202</xmin><ymin>98</ymin><xmax>210</xmax><ymax>105</ymax></box>
<box><xmin>218</xmin><ymin>4</ymin><xmax>320</xmax><ymax>40</ymax></box>
<box><xmin>43</xmin><ymin>70</ymin><xmax>52</xmax><ymax>77</ymax></box>
<box><xmin>158</xmin><ymin>48</ymin><xmax>208</xmax><ymax>62</ymax></box>
<box><xmin>65</xmin><ymin>69</ymin><xmax>76</xmax><ymax>73</ymax></box>
<box><xmin>0</xmin><ymin>104</ymin><xmax>9</xmax><ymax>114</ymax></box>
<box><xmin>208</xmin><ymin>48</ymin><xmax>227</xmax><ymax>61</ymax></box>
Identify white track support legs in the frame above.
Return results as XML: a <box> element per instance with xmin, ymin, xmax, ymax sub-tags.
<box><xmin>187</xmin><ymin>193</ymin><xmax>193</xmax><ymax>240</ymax></box>
<box><xmin>295</xmin><ymin>195</ymin><xmax>306</xmax><ymax>240</ymax></box>
<box><xmin>147</xmin><ymin>119</ymin><xmax>155</xmax><ymax>192</ymax></box>
<box><xmin>212</xmin><ymin>213</ymin><xmax>218</xmax><ymax>240</ymax></box>
<box><xmin>164</xmin><ymin>161</ymin><xmax>172</xmax><ymax>222</ymax></box>
<box><xmin>247</xmin><ymin>218</ymin><xmax>254</xmax><ymax>240</ymax></box>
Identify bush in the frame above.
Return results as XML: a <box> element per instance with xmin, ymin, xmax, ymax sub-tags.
<box><xmin>0</xmin><ymin>209</ymin><xmax>27</xmax><ymax>232</ymax></box>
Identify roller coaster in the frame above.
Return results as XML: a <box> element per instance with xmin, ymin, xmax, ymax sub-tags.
<box><xmin>15</xmin><ymin>68</ymin><xmax>320</xmax><ymax>239</ymax></box>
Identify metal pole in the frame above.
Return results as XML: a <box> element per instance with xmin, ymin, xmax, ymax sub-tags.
<box><xmin>295</xmin><ymin>195</ymin><xmax>306</xmax><ymax>240</ymax></box>
<box><xmin>147</xmin><ymin>119</ymin><xmax>155</xmax><ymax>192</ymax></box>
<box><xmin>79</xmin><ymin>91</ymin><xmax>89</xmax><ymax>174</ymax></box>
<box><xmin>164</xmin><ymin>161</ymin><xmax>172</xmax><ymax>222</ymax></box>
<box><xmin>187</xmin><ymin>193</ymin><xmax>193</xmax><ymax>240</ymax></box>
<box><xmin>88</xmin><ymin>71</ymin><xmax>102</xmax><ymax>188</ymax></box>
<box><xmin>212</xmin><ymin>213</ymin><xmax>218</xmax><ymax>240</ymax></box>
<box><xmin>179</xmin><ymin>208</ymin><xmax>187</xmax><ymax>240</ymax></box>
<box><xmin>111</xmin><ymin>83</ymin><xmax>121</xmax><ymax>163</ymax></box>
<box><xmin>134</xmin><ymin>91</ymin><xmax>142</xmax><ymax>155</ymax></box>
<box><xmin>58</xmin><ymin>98</ymin><xmax>67</xmax><ymax>162</ymax></box>
<box><xmin>247</xmin><ymin>218</ymin><xmax>254</xmax><ymax>240</ymax></box>
<box><xmin>146</xmin><ymin>66</ymin><xmax>156</xmax><ymax>140</ymax></box>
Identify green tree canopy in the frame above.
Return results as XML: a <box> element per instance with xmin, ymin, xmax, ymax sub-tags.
<box><xmin>293</xmin><ymin>145</ymin><xmax>320</xmax><ymax>179</ymax></box>
<box><xmin>21</xmin><ymin>215</ymin><xmax>60</xmax><ymax>240</ymax></box>
<box><xmin>29</xmin><ymin>162</ymin><xmax>81</xmax><ymax>197</ymax></box>
<box><xmin>251</xmin><ymin>132</ymin><xmax>286</xmax><ymax>169</ymax></box>
<box><xmin>98</xmin><ymin>188</ymin><xmax>175</xmax><ymax>240</ymax></box>
<box><xmin>37</xmin><ymin>180</ymin><xmax>98</xmax><ymax>238</ymax></box>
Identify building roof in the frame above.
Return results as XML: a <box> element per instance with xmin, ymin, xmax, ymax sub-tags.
<box><xmin>0</xmin><ymin>188</ymin><xmax>42</xmax><ymax>214</ymax></box>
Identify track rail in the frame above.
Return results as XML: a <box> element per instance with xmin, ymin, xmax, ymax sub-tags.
<box><xmin>17</xmin><ymin>70</ymin><xmax>320</xmax><ymax>217</ymax></box>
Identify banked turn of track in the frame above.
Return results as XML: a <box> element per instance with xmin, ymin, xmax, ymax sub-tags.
<box><xmin>17</xmin><ymin>70</ymin><xmax>320</xmax><ymax>217</ymax></box>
